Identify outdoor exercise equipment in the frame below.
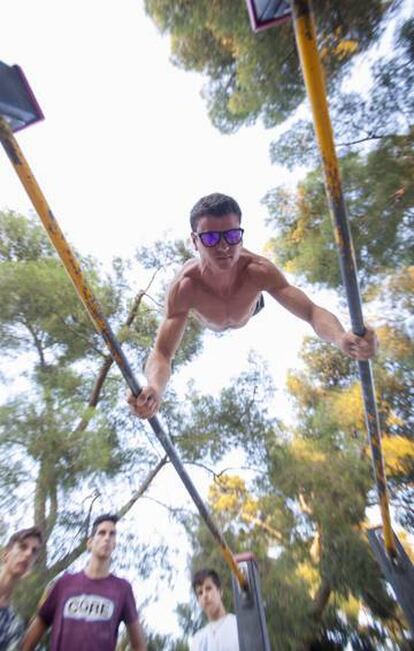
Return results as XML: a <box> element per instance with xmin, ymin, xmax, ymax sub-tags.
<box><xmin>0</xmin><ymin>59</ymin><xmax>271</xmax><ymax>650</ymax></box>
<box><xmin>232</xmin><ymin>552</ymin><xmax>271</xmax><ymax>651</ymax></box>
<box><xmin>245</xmin><ymin>0</ymin><xmax>414</xmax><ymax>634</ymax></box>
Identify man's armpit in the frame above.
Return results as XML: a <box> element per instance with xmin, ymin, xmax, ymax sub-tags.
<box><xmin>167</xmin><ymin>276</ymin><xmax>193</xmax><ymax>315</ymax></box>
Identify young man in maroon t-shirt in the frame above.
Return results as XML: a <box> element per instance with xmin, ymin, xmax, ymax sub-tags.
<box><xmin>22</xmin><ymin>514</ymin><xmax>147</xmax><ymax>651</ymax></box>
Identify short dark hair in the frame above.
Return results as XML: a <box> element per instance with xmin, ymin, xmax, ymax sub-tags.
<box><xmin>90</xmin><ymin>514</ymin><xmax>119</xmax><ymax>537</ymax></box>
<box><xmin>192</xmin><ymin>568</ymin><xmax>222</xmax><ymax>593</ymax></box>
<box><xmin>6</xmin><ymin>526</ymin><xmax>43</xmax><ymax>551</ymax></box>
<box><xmin>190</xmin><ymin>193</ymin><xmax>242</xmax><ymax>232</ymax></box>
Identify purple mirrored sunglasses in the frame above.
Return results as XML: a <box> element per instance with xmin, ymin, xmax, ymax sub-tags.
<box><xmin>195</xmin><ymin>228</ymin><xmax>244</xmax><ymax>248</ymax></box>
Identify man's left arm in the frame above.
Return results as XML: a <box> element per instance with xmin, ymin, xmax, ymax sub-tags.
<box><xmin>264</xmin><ymin>263</ymin><xmax>377</xmax><ymax>360</ymax></box>
<box><xmin>122</xmin><ymin>582</ymin><xmax>147</xmax><ymax>651</ymax></box>
<box><xmin>126</xmin><ymin>619</ymin><xmax>147</xmax><ymax>651</ymax></box>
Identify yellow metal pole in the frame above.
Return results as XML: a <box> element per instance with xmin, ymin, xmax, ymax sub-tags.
<box><xmin>291</xmin><ymin>0</ymin><xmax>396</xmax><ymax>556</ymax></box>
<box><xmin>0</xmin><ymin>115</ymin><xmax>248</xmax><ymax>590</ymax></box>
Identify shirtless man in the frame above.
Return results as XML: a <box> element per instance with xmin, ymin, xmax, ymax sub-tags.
<box><xmin>128</xmin><ymin>192</ymin><xmax>377</xmax><ymax>420</ymax></box>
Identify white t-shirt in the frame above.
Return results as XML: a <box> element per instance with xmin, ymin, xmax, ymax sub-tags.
<box><xmin>190</xmin><ymin>613</ymin><xmax>240</xmax><ymax>651</ymax></box>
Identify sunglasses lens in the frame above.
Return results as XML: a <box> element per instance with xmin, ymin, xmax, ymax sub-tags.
<box><xmin>199</xmin><ymin>231</ymin><xmax>221</xmax><ymax>247</ymax></box>
<box><xmin>224</xmin><ymin>229</ymin><xmax>243</xmax><ymax>245</ymax></box>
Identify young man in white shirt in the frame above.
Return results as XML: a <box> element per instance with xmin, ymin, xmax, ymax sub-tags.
<box><xmin>190</xmin><ymin>568</ymin><xmax>239</xmax><ymax>651</ymax></box>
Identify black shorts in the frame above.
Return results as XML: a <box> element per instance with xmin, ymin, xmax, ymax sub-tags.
<box><xmin>252</xmin><ymin>293</ymin><xmax>265</xmax><ymax>316</ymax></box>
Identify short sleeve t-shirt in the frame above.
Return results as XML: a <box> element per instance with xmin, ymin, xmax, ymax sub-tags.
<box><xmin>0</xmin><ymin>606</ymin><xmax>23</xmax><ymax>651</ymax></box>
<box><xmin>190</xmin><ymin>613</ymin><xmax>240</xmax><ymax>651</ymax></box>
<box><xmin>38</xmin><ymin>571</ymin><xmax>138</xmax><ymax>651</ymax></box>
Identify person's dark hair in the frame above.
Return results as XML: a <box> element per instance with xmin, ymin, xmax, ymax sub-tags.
<box><xmin>90</xmin><ymin>514</ymin><xmax>119</xmax><ymax>537</ymax></box>
<box><xmin>192</xmin><ymin>568</ymin><xmax>221</xmax><ymax>593</ymax></box>
<box><xmin>6</xmin><ymin>526</ymin><xmax>43</xmax><ymax>550</ymax></box>
<box><xmin>190</xmin><ymin>193</ymin><xmax>242</xmax><ymax>232</ymax></box>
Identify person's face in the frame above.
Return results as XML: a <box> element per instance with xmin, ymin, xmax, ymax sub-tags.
<box><xmin>87</xmin><ymin>521</ymin><xmax>117</xmax><ymax>561</ymax></box>
<box><xmin>192</xmin><ymin>213</ymin><xmax>243</xmax><ymax>271</ymax></box>
<box><xmin>3</xmin><ymin>536</ymin><xmax>41</xmax><ymax>578</ymax></box>
<box><xmin>195</xmin><ymin>577</ymin><xmax>224</xmax><ymax>620</ymax></box>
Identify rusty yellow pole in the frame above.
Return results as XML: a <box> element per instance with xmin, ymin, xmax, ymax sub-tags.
<box><xmin>291</xmin><ymin>0</ymin><xmax>395</xmax><ymax>557</ymax></box>
<box><xmin>0</xmin><ymin>115</ymin><xmax>248</xmax><ymax>591</ymax></box>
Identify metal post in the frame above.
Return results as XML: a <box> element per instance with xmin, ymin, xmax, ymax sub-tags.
<box><xmin>0</xmin><ymin>116</ymin><xmax>248</xmax><ymax>592</ymax></box>
<box><xmin>290</xmin><ymin>0</ymin><xmax>396</xmax><ymax>558</ymax></box>
<box><xmin>232</xmin><ymin>552</ymin><xmax>272</xmax><ymax>651</ymax></box>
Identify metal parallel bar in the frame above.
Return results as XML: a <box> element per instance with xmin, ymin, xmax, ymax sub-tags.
<box><xmin>290</xmin><ymin>0</ymin><xmax>396</xmax><ymax>556</ymax></box>
<box><xmin>0</xmin><ymin>116</ymin><xmax>248</xmax><ymax>591</ymax></box>
<box><xmin>368</xmin><ymin>528</ymin><xmax>414</xmax><ymax>634</ymax></box>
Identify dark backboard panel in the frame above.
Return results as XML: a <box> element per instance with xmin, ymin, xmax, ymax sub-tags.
<box><xmin>0</xmin><ymin>61</ymin><xmax>44</xmax><ymax>132</ymax></box>
<box><xmin>245</xmin><ymin>0</ymin><xmax>292</xmax><ymax>32</ymax></box>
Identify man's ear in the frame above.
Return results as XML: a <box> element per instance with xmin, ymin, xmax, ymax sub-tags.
<box><xmin>191</xmin><ymin>233</ymin><xmax>198</xmax><ymax>250</ymax></box>
<box><xmin>86</xmin><ymin>537</ymin><xmax>92</xmax><ymax>552</ymax></box>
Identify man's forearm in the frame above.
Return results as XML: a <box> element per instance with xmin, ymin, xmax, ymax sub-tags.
<box><xmin>127</xmin><ymin>620</ymin><xmax>148</xmax><ymax>651</ymax></box>
<box><xmin>145</xmin><ymin>350</ymin><xmax>172</xmax><ymax>396</ymax></box>
<box><xmin>22</xmin><ymin>617</ymin><xmax>47</xmax><ymax>651</ymax></box>
<box><xmin>310</xmin><ymin>305</ymin><xmax>345</xmax><ymax>347</ymax></box>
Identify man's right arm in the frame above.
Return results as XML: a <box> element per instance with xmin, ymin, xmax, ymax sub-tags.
<box><xmin>128</xmin><ymin>277</ymin><xmax>191</xmax><ymax>419</ymax></box>
<box><xmin>22</xmin><ymin>616</ymin><xmax>47</xmax><ymax>651</ymax></box>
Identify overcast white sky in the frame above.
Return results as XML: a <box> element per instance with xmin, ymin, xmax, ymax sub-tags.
<box><xmin>0</xmin><ymin>0</ymin><xmax>359</xmax><ymax>638</ymax></box>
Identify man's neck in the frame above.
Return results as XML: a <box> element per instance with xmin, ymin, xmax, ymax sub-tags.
<box><xmin>84</xmin><ymin>557</ymin><xmax>111</xmax><ymax>580</ymax></box>
<box><xmin>199</xmin><ymin>260</ymin><xmax>239</xmax><ymax>294</ymax></box>
<box><xmin>0</xmin><ymin>567</ymin><xmax>17</xmax><ymax>607</ymax></box>
<box><xmin>207</xmin><ymin>605</ymin><xmax>227</xmax><ymax>623</ymax></box>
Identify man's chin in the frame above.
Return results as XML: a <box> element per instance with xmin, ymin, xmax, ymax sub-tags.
<box><xmin>215</xmin><ymin>257</ymin><xmax>234</xmax><ymax>268</ymax></box>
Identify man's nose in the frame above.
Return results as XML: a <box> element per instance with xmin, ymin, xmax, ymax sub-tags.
<box><xmin>217</xmin><ymin>234</ymin><xmax>229</xmax><ymax>249</ymax></box>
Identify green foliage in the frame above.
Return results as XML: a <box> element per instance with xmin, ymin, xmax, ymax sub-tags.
<box><xmin>176</xmin><ymin>352</ymin><xmax>280</xmax><ymax>464</ymax></box>
<box><xmin>264</xmin><ymin>138</ymin><xmax>414</xmax><ymax>288</ymax></box>
<box><xmin>144</xmin><ymin>0</ymin><xmax>390</xmax><ymax>133</ymax></box>
<box><xmin>271</xmin><ymin>16</ymin><xmax>414</xmax><ymax>169</ymax></box>
<box><xmin>178</xmin><ymin>341</ymin><xmax>411</xmax><ymax>647</ymax></box>
<box><xmin>137</xmin><ymin>5</ymin><xmax>414</xmax><ymax>648</ymax></box>
<box><xmin>0</xmin><ymin>210</ymin><xmax>207</xmax><ymax>627</ymax></box>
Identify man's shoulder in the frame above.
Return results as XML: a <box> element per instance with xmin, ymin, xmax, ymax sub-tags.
<box><xmin>106</xmin><ymin>574</ymin><xmax>132</xmax><ymax>590</ymax></box>
<box><xmin>40</xmin><ymin>571</ymin><xmax>81</xmax><ymax>602</ymax></box>
<box><xmin>54</xmin><ymin>570</ymin><xmax>83</xmax><ymax>586</ymax></box>
<box><xmin>0</xmin><ymin>605</ymin><xmax>23</xmax><ymax>648</ymax></box>
<box><xmin>241</xmin><ymin>248</ymin><xmax>276</xmax><ymax>270</ymax></box>
<box><xmin>0</xmin><ymin>604</ymin><xmax>23</xmax><ymax>628</ymax></box>
<box><xmin>191</xmin><ymin>615</ymin><xmax>238</xmax><ymax>648</ymax></box>
<box><xmin>166</xmin><ymin>260</ymin><xmax>199</xmax><ymax>310</ymax></box>
<box><xmin>241</xmin><ymin>249</ymin><xmax>284</xmax><ymax>287</ymax></box>
<box><xmin>172</xmin><ymin>259</ymin><xmax>200</xmax><ymax>286</ymax></box>
<box><xmin>190</xmin><ymin>622</ymin><xmax>208</xmax><ymax>648</ymax></box>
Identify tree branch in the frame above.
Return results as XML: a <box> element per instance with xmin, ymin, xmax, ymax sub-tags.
<box><xmin>337</xmin><ymin>134</ymin><xmax>385</xmax><ymax>147</ymax></box>
<box><xmin>240</xmin><ymin>511</ymin><xmax>283</xmax><ymax>542</ymax></box>
<box><xmin>73</xmin><ymin>290</ymin><xmax>146</xmax><ymax>433</ymax></box>
<box><xmin>310</xmin><ymin>580</ymin><xmax>331</xmax><ymax>619</ymax></box>
<box><xmin>45</xmin><ymin>456</ymin><xmax>168</xmax><ymax>580</ymax></box>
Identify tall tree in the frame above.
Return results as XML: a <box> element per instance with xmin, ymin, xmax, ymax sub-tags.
<box><xmin>264</xmin><ymin>17</ymin><xmax>414</xmax><ymax>289</ymax></box>
<box><xmin>174</xmin><ymin>351</ymin><xmax>412</xmax><ymax>649</ymax></box>
<box><xmin>144</xmin><ymin>0</ymin><xmax>392</xmax><ymax>133</ymax></box>
<box><xmin>0</xmin><ymin>210</ymin><xmax>204</xmax><ymax>620</ymax></box>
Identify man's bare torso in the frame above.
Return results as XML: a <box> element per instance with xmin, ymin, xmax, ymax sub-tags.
<box><xmin>170</xmin><ymin>249</ymin><xmax>271</xmax><ymax>331</ymax></box>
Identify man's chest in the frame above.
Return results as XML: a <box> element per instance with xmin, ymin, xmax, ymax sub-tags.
<box><xmin>191</xmin><ymin>283</ymin><xmax>261</xmax><ymax>329</ymax></box>
<box><xmin>61</xmin><ymin>591</ymin><xmax>118</xmax><ymax>622</ymax></box>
